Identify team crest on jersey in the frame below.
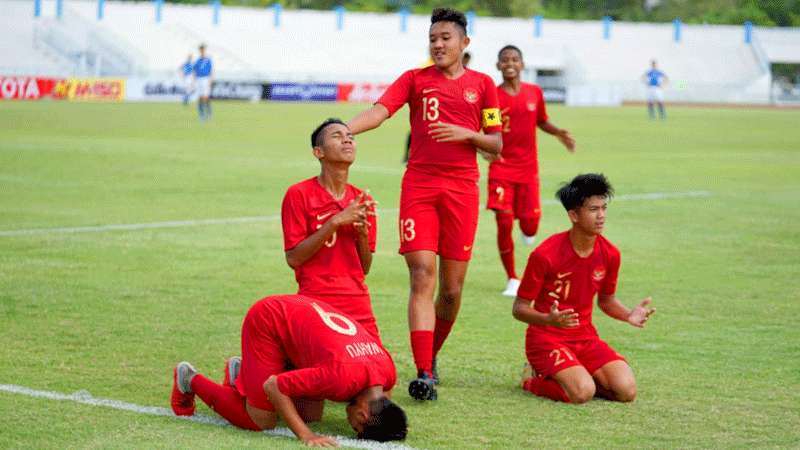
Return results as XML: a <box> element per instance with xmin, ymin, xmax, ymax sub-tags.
<box><xmin>463</xmin><ymin>88</ymin><xmax>479</xmax><ymax>104</ymax></box>
<box><xmin>592</xmin><ymin>267</ymin><xmax>606</xmax><ymax>282</ymax></box>
<box><xmin>527</xmin><ymin>102</ymin><xmax>537</xmax><ymax>111</ymax></box>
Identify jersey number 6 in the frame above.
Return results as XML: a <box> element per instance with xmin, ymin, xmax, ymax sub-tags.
<box><xmin>311</xmin><ymin>302</ymin><xmax>357</xmax><ymax>336</ymax></box>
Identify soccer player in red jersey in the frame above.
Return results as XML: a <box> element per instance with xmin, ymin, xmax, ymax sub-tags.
<box><xmin>281</xmin><ymin>118</ymin><xmax>379</xmax><ymax>338</ymax></box>
<box><xmin>347</xmin><ymin>8</ymin><xmax>503</xmax><ymax>401</ymax></box>
<box><xmin>170</xmin><ymin>294</ymin><xmax>408</xmax><ymax>446</ymax></box>
<box><xmin>488</xmin><ymin>45</ymin><xmax>575</xmax><ymax>298</ymax></box>
<box><xmin>513</xmin><ymin>174</ymin><xmax>655</xmax><ymax>404</ymax></box>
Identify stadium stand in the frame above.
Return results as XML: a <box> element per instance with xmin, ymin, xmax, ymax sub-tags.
<box><xmin>3</xmin><ymin>0</ymin><xmax>800</xmax><ymax>104</ymax></box>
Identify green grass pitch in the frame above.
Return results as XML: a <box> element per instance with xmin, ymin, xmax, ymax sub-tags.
<box><xmin>1</xmin><ymin>101</ymin><xmax>799</xmax><ymax>448</ymax></box>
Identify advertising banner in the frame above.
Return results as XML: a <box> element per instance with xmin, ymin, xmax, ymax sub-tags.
<box><xmin>0</xmin><ymin>76</ymin><xmax>59</xmax><ymax>100</ymax></box>
<box><xmin>210</xmin><ymin>81</ymin><xmax>266</xmax><ymax>101</ymax></box>
<box><xmin>267</xmin><ymin>83</ymin><xmax>338</xmax><ymax>102</ymax></box>
<box><xmin>126</xmin><ymin>78</ymin><xmax>188</xmax><ymax>102</ymax></box>
<box><xmin>336</xmin><ymin>83</ymin><xmax>389</xmax><ymax>103</ymax></box>
<box><xmin>54</xmin><ymin>78</ymin><xmax>125</xmax><ymax>101</ymax></box>
<box><xmin>542</xmin><ymin>88</ymin><xmax>567</xmax><ymax>104</ymax></box>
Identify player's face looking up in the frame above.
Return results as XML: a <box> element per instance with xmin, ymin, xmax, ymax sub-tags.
<box><xmin>497</xmin><ymin>48</ymin><xmax>523</xmax><ymax>81</ymax></box>
<box><xmin>313</xmin><ymin>123</ymin><xmax>356</xmax><ymax>164</ymax></box>
<box><xmin>569</xmin><ymin>195</ymin><xmax>608</xmax><ymax>236</ymax></box>
<box><xmin>429</xmin><ymin>22</ymin><xmax>470</xmax><ymax>69</ymax></box>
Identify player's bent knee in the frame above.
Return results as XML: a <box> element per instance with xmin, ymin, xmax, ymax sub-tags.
<box><xmin>614</xmin><ymin>381</ymin><xmax>637</xmax><ymax>402</ymax></box>
<box><xmin>565</xmin><ymin>379</ymin><xmax>596</xmax><ymax>404</ymax></box>
<box><xmin>438</xmin><ymin>286</ymin><xmax>462</xmax><ymax>305</ymax></box>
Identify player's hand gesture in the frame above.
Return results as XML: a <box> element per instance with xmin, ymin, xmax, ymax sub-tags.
<box><xmin>428</xmin><ymin>121</ymin><xmax>475</xmax><ymax>143</ymax></box>
<box><xmin>627</xmin><ymin>297</ymin><xmax>655</xmax><ymax>328</ymax></box>
<box><xmin>353</xmin><ymin>192</ymin><xmax>376</xmax><ymax>237</ymax></box>
<box><xmin>556</xmin><ymin>129</ymin><xmax>576</xmax><ymax>153</ymax></box>
<box><xmin>546</xmin><ymin>301</ymin><xmax>579</xmax><ymax>328</ymax></box>
<box><xmin>301</xmin><ymin>433</ymin><xmax>338</xmax><ymax>447</ymax></box>
<box><xmin>333</xmin><ymin>193</ymin><xmax>373</xmax><ymax>228</ymax></box>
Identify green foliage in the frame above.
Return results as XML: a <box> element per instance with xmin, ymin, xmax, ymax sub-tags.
<box><xmin>187</xmin><ymin>0</ymin><xmax>800</xmax><ymax>25</ymax></box>
<box><xmin>1</xmin><ymin>101</ymin><xmax>799</xmax><ymax>448</ymax></box>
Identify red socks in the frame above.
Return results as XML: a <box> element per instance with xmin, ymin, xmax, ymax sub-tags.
<box><xmin>432</xmin><ymin>318</ymin><xmax>455</xmax><ymax>358</ymax></box>
<box><xmin>519</xmin><ymin>216</ymin><xmax>540</xmax><ymax>238</ymax></box>
<box><xmin>190</xmin><ymin>374</ymin><xmax>261</xmax><ymax>431</ymax></box>
<box><xmin>496</xmin><ymin>212</ymin><xmax>517</xmax><ymax>279</ymax></box>
<box><xmin>523</xmin><ymin>376</ymin><xmax>571</xmax><ymax>403</ymax></box>
<box><xmin>410</xmin><ymin>330</ymin><xmax>434</xmax><ymax>375</ymax></box>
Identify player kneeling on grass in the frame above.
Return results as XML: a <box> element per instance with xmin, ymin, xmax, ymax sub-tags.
<box><xmin>513</xmin><ymin>174</ymin><xmax>655</xmax><ymax>404</ymax></box>
<box><xmin>170</xmin><ymin>294</ymin><xmax>407</xmax><ymax>446</ymax></box>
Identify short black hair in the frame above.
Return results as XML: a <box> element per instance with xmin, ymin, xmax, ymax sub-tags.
<box><xmin>556</xmin><ymin>173</ymin><xmax>614</xmax><ymax>211</ymax></box>
<box><xmin>498</xmin><ymin>45</ymin><xmax>523</xmax><ymax>60</ymax></box>
<box><xmin>431</xmin><ymin>8</ymin><xmax>467</xmax><ymax>35</ymax></box>
<box><xmin>358</xmin><ymin>398</ymin><xmax>408</xmax><ymax>442</ymax></box>
<box><xmin>310</xmin><ymin>118</ymin><xmax>347</xmax><ymax>148</ymax></box>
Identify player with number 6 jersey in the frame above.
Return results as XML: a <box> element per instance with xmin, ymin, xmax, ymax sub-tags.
<box><xmin>513</xmin><ymin>174</ymin><xmax>656</xmax><ymax>404</ymax></box>
<box><xmin>347</xmin><ymin>7</ymin><xmax>502</xmax><ymax>401</ymax></box>
<box><xmin>281</xmin><ymin>119</ymin><xmax>379</xmax><ymax>339</ymax></box>
<box><xmin>170</xmin><ymin>295</ymin><xmax>407</xmax><ymax>446</ymax></box>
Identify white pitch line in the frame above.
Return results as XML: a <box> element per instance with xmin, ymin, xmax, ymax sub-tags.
<box><xmin>0</xmin><ymin>191</ymin><xmax>711</xmax><ymax>237</ymax></box>
<box><xmin>0</xmin><ymin>384</ymin><xmax>419</xmax><ymax>450</ymax></box>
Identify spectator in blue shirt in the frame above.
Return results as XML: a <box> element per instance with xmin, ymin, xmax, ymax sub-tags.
<box><xmin>642</xmin><ymin>60</ymin><xmax>668</xmax><ymax>120</ymax></box>
<box><xmin>194</xmin><ymin>44</ymin><xmax>213</xmax><ymax>120</ymax></box>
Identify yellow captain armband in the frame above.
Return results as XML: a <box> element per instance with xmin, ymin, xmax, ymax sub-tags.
<box><xmin>482</xmin><ymin>108</ymin><xmax>501</xmax><ymax>127</ymax></box>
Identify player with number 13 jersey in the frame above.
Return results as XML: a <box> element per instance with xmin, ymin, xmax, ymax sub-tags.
<box><xmin>348</xmin><ymin>8</ymin><xmax>502</xmax><ymax>401</ymax></box>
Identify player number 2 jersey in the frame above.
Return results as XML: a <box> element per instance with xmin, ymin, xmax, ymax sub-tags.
<box><xmin>378</xmin><ymin>66</ymin><xmax>502</xmax><ymax>182</ymax></box>
<box><xmin>517</xmin><ymin>231</ymin><xmax>621</xmax><ymax>339</ymax></box>
<box><xmin>488</xmin><ymin>83</ymin><xmax>548</xmax><ymax>183</ymax></box>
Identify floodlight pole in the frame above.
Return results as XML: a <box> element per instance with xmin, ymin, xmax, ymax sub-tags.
<box><xmin>533</xmin><ymin>15</ymin><xmax>542</xmax><ymax>38</ymax></box>
<box><xmin>155</xmin><ymin>0</ymin><xmax>163</xmax><ymax>24</ymax></box>
<box><xmin>400</xmin><ymin>7</ymin><xmax>409</xmax><ymax>33</ymax></box>
<box><xmin>335</xmin><ymin>5</ymin><xmax>345</xmax><ymax>31</ymax></box>
<box><xmin>273</xmin><ymin>3</ymin><xmax>281</xmax><ymax>28</ymax></box>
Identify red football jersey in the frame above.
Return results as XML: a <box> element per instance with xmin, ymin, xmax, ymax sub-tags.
<box><xmin>281</xmin><ymin>177</ymin><xmax>377</xmax><ymax>297</ymax></box>
<box><xmin>377</xmin><ymin>66</ymin><xmax>502</xmax><ymax>182</ymax></box>
<box><xmin>248</xmin><ymin>295</ymin><xmax>396</xmax><ymax>402</ymax></box>
<box><xmin>517</xmin><ymin>231</ymin><xmax>620</xmax><ymax>339</ymax></box>
<box><xmin>489</xmin><ymin>83</ymin><xmax>548</xmax><ymax>183</ymax></box>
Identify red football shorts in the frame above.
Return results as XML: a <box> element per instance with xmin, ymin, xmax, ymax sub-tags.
<box><xmin>486</xmin><ymin>178</ymin><xmax>541</xmax><ymax>219</ymax></box>
<box><xmin>398</xmin><ymin>171</ymin><xmax>479</xmax><ymax>261</ymax></box>
<box><xmin>236</xmin><ymin>305</ymin><xmax>286</xmax><ymax>411</ymax></box>
<box><xmin>299</xmin><ymin>293</ymin><xmax>380</xmax><ymax>341</ymax></box>
<box><xmin>525</xmin><ymin>332</ymin><xmax>626</xmax><ymax>378</ymax></box>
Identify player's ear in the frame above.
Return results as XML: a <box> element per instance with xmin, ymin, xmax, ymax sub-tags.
<box><xmin>567</xmin><ymin>209</ymin><xmax>579</xmax><ymax>224</ymax></box>
<box><xmin>312</xmin><ymin>146</ymin><xmax>325</xmax><ymax>160</ymax></box>
<box><xmin>461</xmin><ymin>35</ymin><xmax>471</xmax><ymax>50</ymax></box>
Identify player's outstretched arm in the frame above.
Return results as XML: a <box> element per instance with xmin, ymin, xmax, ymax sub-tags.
<box><xmin>538</xmin><ymin>121</ymin><xmax>575</xmax><ymax>152</ymax></box>
<box><xmin>428</xmin><ymin>123</ymin><xmax>502</xmax><ymax>155</ymax></box>
<box><xmin>264</xmin><ymin>376</ymin><xmax>338</xmax><ymax>447</ymax></box>
<box><xmin>347</xmin><ymin>104</ymin><xmax>390</xmax><ymax>135</ymax></box>
<box><xmin>597</xmin><ymin>294</ymin><xmax>656</xmax><ymax>328</ymax></box>
<box><xmin>512</xmin><ymin>298</ymin><xmax>579</xmax><ymax>328</ymax></box>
